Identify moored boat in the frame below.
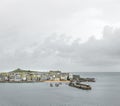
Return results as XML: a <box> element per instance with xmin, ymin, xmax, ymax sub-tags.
<box><xmin>50</xmin><ymin>83</ymin><xmax>53</xmax><ymax>87</ymax></box>
<box><xmin>55</xmin><ymin>83</ymin><xmax>59</xmax><ymax>87</ymax></box>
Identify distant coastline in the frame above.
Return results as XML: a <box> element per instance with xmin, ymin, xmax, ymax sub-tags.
<box><xmin>0</xmin><ymin>68</ymin><xmax>95</xmax><ymax>83</ymax></box>
<box><xmin>0</xmin><ymin>68</ymin><xmax>72</xmax><ymax>83</ymax></box>
<box><xmin>0</xmin><ymin>68</ymin><xmax>96</xmax><ymax>90</ymax></box>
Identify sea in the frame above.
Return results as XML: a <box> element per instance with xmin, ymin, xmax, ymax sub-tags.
<box><xmin>0</xmin><ymin>72</ymin><xmax>120</xmax><ymax>106</ymax></box>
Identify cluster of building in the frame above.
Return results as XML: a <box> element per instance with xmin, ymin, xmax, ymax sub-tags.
<box><xmin>0</xmin><ymin>68</ymin><xmax>74</xmax><ymax>82</ymax></box>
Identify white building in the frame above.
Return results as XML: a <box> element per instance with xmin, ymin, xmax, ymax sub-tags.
<box><xmin>69</xmin><ymin>73</ymin><xmax>73</xmax><ymax>80</ymax></box>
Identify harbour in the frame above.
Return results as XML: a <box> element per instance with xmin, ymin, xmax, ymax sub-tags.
<box><xmin>0</xmin><ymin>72</ymin><xmax>119</xmax><ymax>106</ymax></box>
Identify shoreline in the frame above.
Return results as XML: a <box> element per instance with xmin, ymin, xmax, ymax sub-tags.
<box><xmin>0</xmin><ymin>80</ymin><xmax>70</xmax><ymax>83</ymax></box>
<box><xmin>44</xmin><ymin>80</ymin><xmax>70</xmax><ymax>83</ymax></box>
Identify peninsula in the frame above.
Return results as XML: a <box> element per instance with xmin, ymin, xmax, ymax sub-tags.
<box><xmin>0</xmin><ymin>68</ymin><xmax>95</xmax><ymax>90</ymax></box>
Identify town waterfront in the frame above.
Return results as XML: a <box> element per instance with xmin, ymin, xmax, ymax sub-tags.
<box><xmin>0</xmin><ymin>72</ymin><xmax>120</xmax><ymax>106</ymax></box>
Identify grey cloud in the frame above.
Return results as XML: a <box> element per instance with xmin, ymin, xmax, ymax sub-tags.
<box><xmin>1</xmin><ymin>26</ymin><xmax>120</xmax><ymax>72</ymax></box>
<box><xmin>1</xmin><ymin>0</ymin><xmax>120</xmax><ymax>72</ymax></box>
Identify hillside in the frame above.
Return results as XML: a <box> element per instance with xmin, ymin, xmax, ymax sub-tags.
<box><xmin>10</xmin><ymin>68</ymin><xmax>38</xmax><ymax>73</ymax></box>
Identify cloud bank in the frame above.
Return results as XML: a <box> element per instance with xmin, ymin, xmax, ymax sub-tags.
<box><xmin>0</xmin><ymin>0</ymin><xmax>120</xmax><ymax>72</ymax></box>
<box><xmin>0</xmin><ymin>26</ymin><xmax>120</xmax><ymax>72</ymax></box>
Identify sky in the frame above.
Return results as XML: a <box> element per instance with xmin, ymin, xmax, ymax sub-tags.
<box><xmin>0</xmin><ymin>0</ymin><xmax>120</xmax><ymax>72</ymax></box>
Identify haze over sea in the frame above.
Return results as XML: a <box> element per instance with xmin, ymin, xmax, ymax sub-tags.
<box><xmin>0</xmin><ymin>72</ymin><xmax>119</xmax><ymax>106</ymax></box>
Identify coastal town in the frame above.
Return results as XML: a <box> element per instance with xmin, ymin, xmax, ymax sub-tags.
<box><xmin>0</xmin><ymin>68</ymin><xmax>95</xmax><ymax>90</ymax></box>
<box><xmin>0</xmin><ymin>68</ymin><xmax>71</xmax><ymax>82</ymax></box>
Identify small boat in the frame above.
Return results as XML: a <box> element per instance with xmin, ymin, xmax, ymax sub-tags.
<box><xmin>59</xmin><ymin>82</ymin><xmax>62</xmax><ymax>85</ymax></box>
<box><xmin>50</xmin><ymin>83</ymin><xmax>53</xmax><ymax>87</ymax></box>
<box><xmin>55</xmin><ymin>83</ymin><xmax>59</xmax><ymax>87</ymax></box>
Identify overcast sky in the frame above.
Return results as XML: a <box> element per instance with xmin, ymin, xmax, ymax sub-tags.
<box><xmin>0</xmin><ymin>0</ymin><xmax>120</xmax><ymax>72</ymax></box>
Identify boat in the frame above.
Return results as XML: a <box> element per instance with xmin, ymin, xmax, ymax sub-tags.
<box><xmin>50</xmin><ymin>83</ymin><xmax>53</xmax><ymax>87</ymax></box>
<box><xmin>55</xmin><ymin>83</ymin><xmax>59</xmax><ymax>87</ymax></box>
<box><xmin>59</xmin><ymin>82</ymin><xmax>62</xmax><ymax>85</ymax></box>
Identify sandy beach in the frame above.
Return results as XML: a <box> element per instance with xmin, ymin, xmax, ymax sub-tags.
<box><xmin>44</xmin><ymin>80</ymin><xmax>70</xmax><ymax>83</ymax></box>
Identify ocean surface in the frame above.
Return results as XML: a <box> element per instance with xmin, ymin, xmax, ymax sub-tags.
<box><xmin>0</xmin><ymin>72</ymin><xmax>120</xmax><ymax>106</ymax></box>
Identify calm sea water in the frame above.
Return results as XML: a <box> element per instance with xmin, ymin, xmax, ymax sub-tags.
<box><xmin>0</xmin><ymin>72</ymin><xmax>120</xmax><ymax>106</ymax></box>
